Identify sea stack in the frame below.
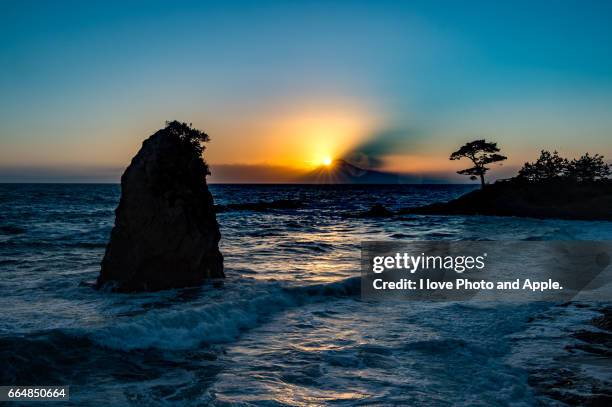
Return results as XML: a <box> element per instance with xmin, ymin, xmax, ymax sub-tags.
<box><xmin>98</xmin><ymin>121</ymin><xmax>224</xmax><ymax>291</ymax></box>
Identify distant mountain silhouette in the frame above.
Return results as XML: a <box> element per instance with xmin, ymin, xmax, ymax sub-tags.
<box><xmin>298</xmin><ymin>159</ymin><xmax>401</xmax><ymax>184</ymax></box>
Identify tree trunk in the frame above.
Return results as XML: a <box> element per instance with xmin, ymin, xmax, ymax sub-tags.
<box><xmin>479</xmin><ymin>173</ymin><xmax>485</xmax><ymax>189</ymax></box>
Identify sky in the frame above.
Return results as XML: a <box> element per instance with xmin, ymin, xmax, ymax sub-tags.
<box><xmin>1</xmin><ymin>0</ymin><xmax>611</xmax><ymax>183</ymax></box>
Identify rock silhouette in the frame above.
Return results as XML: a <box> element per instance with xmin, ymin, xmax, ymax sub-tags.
<box><xmin>98</xmin><ymin>122</ymin><xmax>223</xmax><ymax>291</ymax></box>
<box><xmin>417</xmin><ymin>146</ymin><xmax>612</xmax><ymax>220</ymax></box>
<box><xmin>402</xmin><ymin>179</ymin><xmax>612</xmax><ymax>221</ymax></box>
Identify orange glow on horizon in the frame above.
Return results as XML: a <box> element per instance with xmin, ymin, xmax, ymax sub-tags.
<box><xmin>206</xmin><ymin>102</ymin><xmax>376</xmax><ymax>170</ymax></box>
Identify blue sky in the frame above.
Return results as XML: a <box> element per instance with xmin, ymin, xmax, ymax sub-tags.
<box><xmin>1</xmin><ymin>0</ymin><xmax>611</xmax><ymax>182</ymax></box>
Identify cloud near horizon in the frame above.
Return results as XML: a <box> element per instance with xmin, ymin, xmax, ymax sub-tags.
<box><xmin>0</xmin><ymin>161</ymin><xmax>522</xmax><ymax>184</ymax></box>
<box><xmin>0</xmin><ymin>165</ymin><xmax>124</xmax><ymax>183</ymax></box>
<box><xmin>208</xmin><ymin>164</ymin><xmax>306</xmax><ymax>184</ymax></box>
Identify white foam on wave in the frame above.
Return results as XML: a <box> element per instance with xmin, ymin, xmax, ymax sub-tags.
<box><xmin>86</xmin><ymin>277</ymin><xmax>360</xmax><ymax>351</ymax></box>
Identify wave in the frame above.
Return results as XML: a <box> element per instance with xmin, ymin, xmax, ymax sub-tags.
<box><xmin>0</xmin><ymin>329</ymin><xmax>221</xmax><ymax>391</ymax></box>
<box><xmin>1</xmin><ymin>277</ymin><xmax>360</xmax><ymax>384</ymax></box>
<box><xmin>0</xmin><ymin>330</ymin><xmax>96</xmax><ymax>384</ymax></box>
<box><xmin>277</xmin><ymin>240</ymin><xmax>334</xmax><ymax>253</ymax></box>
<box><xmin>85</xmin><ymin>276</ymin><xmax>360</xmax><ymax>351</ymax></box>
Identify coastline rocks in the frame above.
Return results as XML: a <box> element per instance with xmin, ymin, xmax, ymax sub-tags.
<box><xmin>401</xmin><ymin>180</ymin><xmax>612</xmax><ymax>221</ymax></box>
<box><xmin>97</xmin><ymin>126</ymin><xmax>224</xmax><ymax>292</ymax></box>
<box><xmin>531</xmin><ymin>305</ymin><xmax>612</xmax><ymax>405</ymax></box>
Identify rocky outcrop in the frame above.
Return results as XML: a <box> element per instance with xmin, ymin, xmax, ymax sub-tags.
<box><xmin>98</xmin><ymin>123</ymin><xmax>224</xmax><ymax>291</ymax></box>
<box><xmin>529</xmin><ymin>304</ymin><xmax>612</xmax><ymax>405</ymax></box>
<box><xmin>401</xmin><ymin>180</ymin><xmax>612</xmax><ymax>221</ymax></box>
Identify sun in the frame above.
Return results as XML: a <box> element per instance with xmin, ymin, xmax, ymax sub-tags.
<box><xmin>323</xmin><ymin>157</ymin><xmax>332</xmax><ymax>166</ymax></box>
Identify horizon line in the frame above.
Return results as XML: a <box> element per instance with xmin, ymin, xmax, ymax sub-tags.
<box><xmin>0</xmin><ymin>181</ymin><xmax>479</xmax><ymax>186</ymax></box>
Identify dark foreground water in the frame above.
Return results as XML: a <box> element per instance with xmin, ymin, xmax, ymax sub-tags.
<box><xmin>0</xmin><ymin>184</ymin><xmax>611</xmax><ymax>406</ymax></box>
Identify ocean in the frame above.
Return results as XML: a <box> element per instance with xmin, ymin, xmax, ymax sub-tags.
<box><xmin>1</xmin><ymin>184</ymin><xmax>611</xmax><ymax>405</ymax></box>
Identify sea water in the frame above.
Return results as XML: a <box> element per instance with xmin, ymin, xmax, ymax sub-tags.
<box><xmin>0</xmin><ymin>184</ymin><xmax>610</xmax><ymax>405</ymax></box>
